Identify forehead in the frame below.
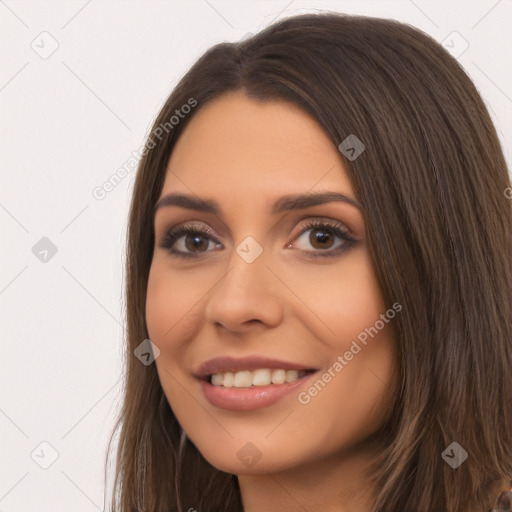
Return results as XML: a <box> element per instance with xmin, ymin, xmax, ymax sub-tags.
<box><xmin>162</xmin><ymin>90</ymin><xmax>354</xmax><ymax>198</ymax></box>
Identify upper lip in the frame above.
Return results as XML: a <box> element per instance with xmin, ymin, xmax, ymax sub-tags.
<box><xmin>193</xmin><ymin>355</ymin><xmax>318</xmax><ymax>380</ymax></box>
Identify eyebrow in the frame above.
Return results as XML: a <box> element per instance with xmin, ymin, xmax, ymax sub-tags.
<box><xmin>154</xmin><ymin>191</ymin><xmax>361</xmax><ymax>216</ymax></box>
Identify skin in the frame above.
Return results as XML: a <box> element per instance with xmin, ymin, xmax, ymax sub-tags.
<box><xmin>146</xmin><ymin>89</ymin><xmax>398</xmax><ymax>512</ymax></box>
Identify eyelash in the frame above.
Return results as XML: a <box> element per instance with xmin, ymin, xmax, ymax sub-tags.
<box><xmin>158</xmin><ymin>220</ymin><xmax>357</xmax><ymax>260</ymax></box>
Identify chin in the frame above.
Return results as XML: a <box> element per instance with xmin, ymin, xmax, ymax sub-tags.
<box><xmin>189</xmin><ymin>437</ymin><xmax>284</xmax><ymax>473</ymax></box>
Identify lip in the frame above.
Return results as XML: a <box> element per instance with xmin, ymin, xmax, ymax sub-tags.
<box><xmin>199</xmin><ymin>370</ymin><xmax>318</xmax><ymax>411</ymax></box>
<box><xmin>193</xmin><ymin>355</ymin><xmax>318</xmax><ymax>380</ymax></box>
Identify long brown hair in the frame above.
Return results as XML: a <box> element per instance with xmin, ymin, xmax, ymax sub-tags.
<box><xmin>104</xmin><ymin>12</ymin><xmax>512</xmax><ymax>512</ymax></box>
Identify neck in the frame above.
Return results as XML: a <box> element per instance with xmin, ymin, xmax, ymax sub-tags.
<box><xmin>237</xmin><ymin>445</ymin><xmax>377</xmax><ymax>512</ymax></box>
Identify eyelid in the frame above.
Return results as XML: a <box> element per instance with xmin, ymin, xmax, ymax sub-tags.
<box><xmin>160</xmin><ymin>221</ymin><xmax>220</xmax><ymax>242</ymax></box>
<box><xmin>293</xmin><ymin>216</ymin><xmax>356</xmax><ymax>240</ymax></box>
<box><xmin>158</xmin><ymin>222</ymin><xmax>222</xmax><ymax>260</ymax></box>
<box><xmin>158</xmin><ymin>216</ymin><xmax>359</xmax><ymax>261</ymax></box>
<box><xmin>286</xmin><ymin>218</ymin><xmax>357</xmax><ymax>257</ymax></box>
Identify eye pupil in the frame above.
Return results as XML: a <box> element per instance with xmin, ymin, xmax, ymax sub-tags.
<box><xmin>310</xmin><ymin>228</ymin><xmax>334</xmax><ymax>249</ymax></box>
<box><xmin>185</xmin><ymin>234</ymin><xmax>208</xmax><ymax>252</ymax></box>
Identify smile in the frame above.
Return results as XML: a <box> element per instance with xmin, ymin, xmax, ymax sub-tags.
<box><xmin>208</xmin><ymin>368</ymin><xmax>314</xmax><ymax>387</ymax></box>
<box><xmin>198</xmin><ymin>370</ymin><xmax>318</xmax><ymax>411</ymax></box>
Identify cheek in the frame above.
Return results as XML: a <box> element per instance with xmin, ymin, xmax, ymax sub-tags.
<box><xmin>293</xmin><ymin>247</ymin><xmax>389</xmax><ymax>349</ymax></box>
<box><xmin>305</xmin><ymin>325</ymin><xmax>397</xmax><ymax>451</ymax></box>
<box><xmin>145</xmin><ymin>262</ymin><xmax>203</xmax><ymax>408</ymax></box>
<box><xmin>145</xmin><ymin>261</ymin><xmax>202</xmax><ymax>366</ymax></box>
<box><xmin>292</xmin><ymin>249</ymin><xmax>398</xmax><ymax>433</ymax></box>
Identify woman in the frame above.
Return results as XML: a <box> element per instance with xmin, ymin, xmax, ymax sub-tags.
<box><xmin>105</xmin><ymin>12</ymin><xmax>512</xmax><ymax>512</ymax></box>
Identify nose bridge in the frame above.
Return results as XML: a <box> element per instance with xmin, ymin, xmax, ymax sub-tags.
<box><xmin>219</xmin><ymin>205</ymin><xmax>270</xmax><ymax>279</ymax></box>
<box><xmin>203</xmin><ymin>236</ymin><xmax>283</xmax><ymax>330</ymax></box>
<box><xmin>219</xmin><ymin>236</ymin><xmax>270</xmax><ymax>301</ymax></box>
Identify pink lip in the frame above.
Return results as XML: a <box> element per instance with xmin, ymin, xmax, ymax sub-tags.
<box><xmin>199</xmin><ymin>371</ymin><xmax>317</xmax><ymax>411</ymax></box>
<box><xmin>193</xmin><ymin>355</ymin><xmax>317</xmax><ymax>379</ymax></box>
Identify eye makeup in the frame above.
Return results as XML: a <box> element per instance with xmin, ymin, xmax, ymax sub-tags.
<box><xmin>158</xmin><ymin>218</ymin><xmax>358</xmax><ymax>260</ymax></box>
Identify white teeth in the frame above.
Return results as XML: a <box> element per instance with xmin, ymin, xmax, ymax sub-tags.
<box><xmin>234</xmin><ymin>371</ymin><xmax>252</xmax><ymax>388</ymax></box>
<box><xmin>222</xmin><ymin>372</ymin><xmax>234</xmax><ymax>387</ymax></box>
<box><xmin>253</xmin><ymin>368</ymin><xmax>272</xmax><ymax>386</ymax></box>
<box><xmin>271</xmin><ymin>369</ymin><xmax>286</xmax><ymax>384</ymax></box>
<box><xmin>285</xmin><ymin>370</ymin><xmax>299</xmax><ymax>383</ymax></box>
<box><xmin>209</xmin><ymin>368</ymin><xmax>309</xmax><ymax>388</ymax></box>
<box><xmin>211</xmin><ymin>373</ymin><xmax>224</xmax><ymax>386</ymax></box>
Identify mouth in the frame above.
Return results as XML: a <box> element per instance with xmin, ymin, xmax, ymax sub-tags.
<box><xmin>193</xmin><ymin>355</ymin><xmax>320</xmax><ymax>410</ymax></box>
<box><xmin>198</xmin><ymin>367</ymin><xmax>319</xmax><ymax>411</ymax></box>
<box><xmin>200</xmin><ymin>368</ymin><xmax>317</xmax><ymax>388</ymax></box>
<box><xmin>193</xmin><ymin>355</ymin><xmax>319</xmax><ymax>387</ymax></box>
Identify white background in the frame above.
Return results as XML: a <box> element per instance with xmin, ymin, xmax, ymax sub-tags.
<box><xmin>1</xmin><ymin>1</ymin><xmax>511</xmax><ymax>510</ymax></box>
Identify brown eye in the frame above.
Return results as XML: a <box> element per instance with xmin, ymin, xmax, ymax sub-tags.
<box><xmin>184</xmin><ymin>233</ymin><xmax>209</xmax><ymax>252</ymax></box>
<box><xmin>291</xmin><ymin>219</ymin><xmax>357</xmax><ymax>258</ymax></box>
<box><xmin>308</xmin><ymin>226</ymin><xmax>336</xmax><ymax>249</ymax></box>
<box><xmin>159</xmin><ymin>224</ymin><xmax>222</xmax><ymax>259</ymax></box>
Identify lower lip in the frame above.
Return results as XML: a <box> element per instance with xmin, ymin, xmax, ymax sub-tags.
<box><xmin>200</xmin><ymin>372</ymin><xmax>317</xmax><ymax>411</ymax></box>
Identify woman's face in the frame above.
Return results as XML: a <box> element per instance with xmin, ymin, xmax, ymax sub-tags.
<box><xmin>146</xmin><ymin>89</ymin><xmax>398</xmax><ymax>475</ymax></box>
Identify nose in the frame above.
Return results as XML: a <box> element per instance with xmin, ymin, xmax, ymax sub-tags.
<box><xmin>203</xmin><ymin>244</ymin><xmax>284</xmax><ymax>333</ymax></box>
